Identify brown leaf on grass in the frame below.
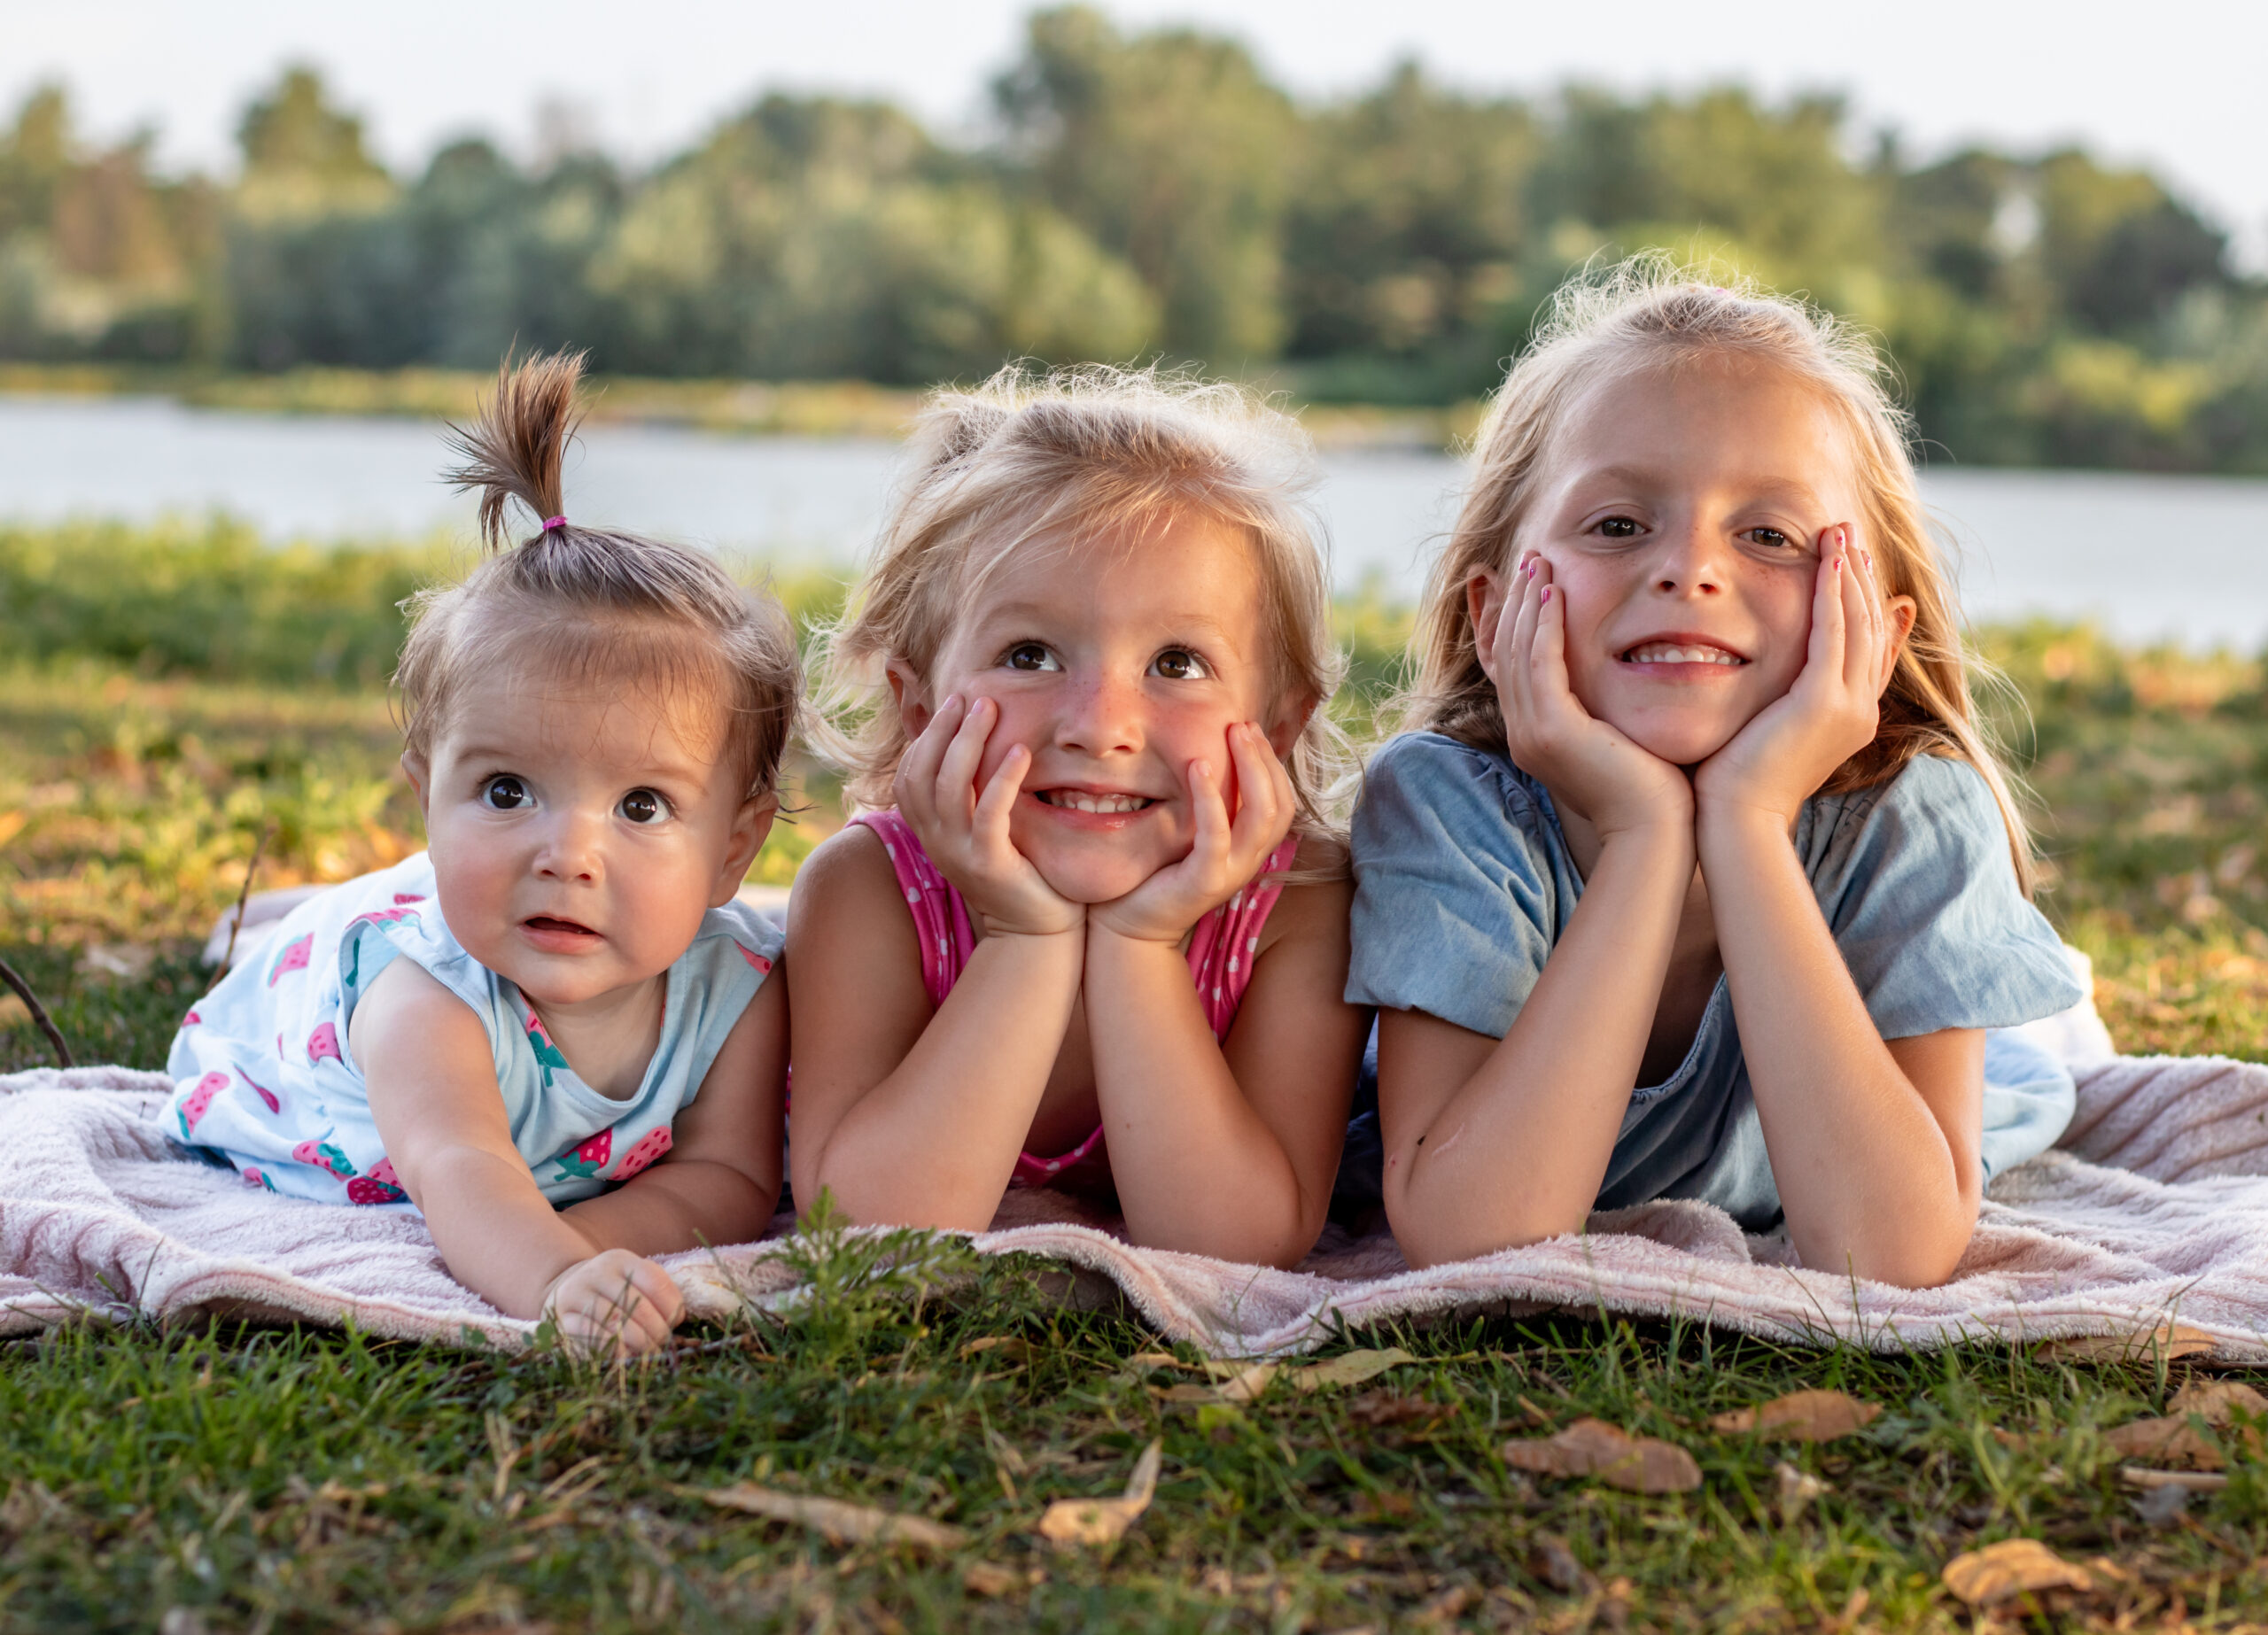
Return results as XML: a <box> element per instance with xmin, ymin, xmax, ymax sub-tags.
<box><xmin>1499</xmin><ymin>1418</ymin><xmax>1702</xmax><ymax>1494</ymax></box>
<box><xmin>959</xmin><ymin>1336</ymin><xmax>1030</xmax><ymax>1365</ymax></box>
<box><xmin>1156</xmin><ymin>1363</ymin><xmax>1278</xmax><ymax>1405</ymax></box>
<box><xmin>1940</xmin><ymin>1538</ymin><xmax>2099</xmax><ymax>1605</ymax></box>
<box><xmin>1035</xmin><ymin>1438</ymin><xmax>1162</xmax><ymax>1546</ymax></box>
<box><xmin>2102</xmin><ymin>1416</ymin><xmax>2226</xmax><ymax>1469</ymax></box>
<box><xmin>1347</xmin><ymin>1390</ymin><xmax>1445</xmax><ymax>1428</ymax></box>
<box><xmin>1709</xmin><ymin>1390</ymin><xmax>1882</xmax><ymax>1443</ymax></box>
<box><xmin>695</xmin><ymin>1484</ymin><xmax>966</xmax><ymax>1551</ymax></box>
<box><xmin>2170</xmin><ymin>1379</ymin><xmax>2268</xmax><ymax>1420</ymax></box>
<box><xmin>2035</xmin><ymin>1323</ymin><xmax>2216</xmax><ymax>1364</ymax></box>
<box><xmin>1526</xmin><ymin>1532</ymin><xmax>1590</xmax><ymax>1593</ymax></box>
<box><xmin>961</xmin><ymin>1561</ymin><xmax>1044</xmax><ymax>1597</ymax></box>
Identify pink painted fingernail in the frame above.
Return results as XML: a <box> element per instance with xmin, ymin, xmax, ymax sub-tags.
<box><xmin>1541</xmin><ymin>585</ymin><xmax>1551</xmax><ymax>602</ymax></box>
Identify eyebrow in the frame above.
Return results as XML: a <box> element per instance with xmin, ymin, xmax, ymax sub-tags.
<box><xmin>972</xmin><ymin>600</ymin><xmax>1244</xmax><ymax>645</ymax></box>
<box><xmin>1566</xmin><ymin>465</ymin><xmax>1829</xmax><ymax>509</ymax></box>
<box><xmin>450</xmin><ymin>740</ymin><xmax>712</xmax><ymax>787</ymax></box>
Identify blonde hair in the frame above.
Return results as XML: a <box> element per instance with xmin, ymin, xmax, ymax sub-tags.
<box><xmin>818</xmin><ymin>364</ymin><xmax>1352</xmax><ymax>848</ymax></box>
<box><xmin>398</xmin><ymin>351</ymin><xmax>801</xmax><ymax>802</ymax></box>
<box><xmin>1406</xmin><ymin>261</ymin><xmax>2037</xmax><ymax>891</ymax></box>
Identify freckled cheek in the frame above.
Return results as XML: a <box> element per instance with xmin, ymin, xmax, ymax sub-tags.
<box><xmin>970</xmin><ymin>696</ymin><xmax>1052</xmax><ymax>790</ymax></box>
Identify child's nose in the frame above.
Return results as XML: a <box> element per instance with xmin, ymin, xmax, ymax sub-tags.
<box><xmin>533</xmin><ymin>807</ymin><xmax>606</xmax><ymax>882</ymax></box>
<box><xmin>1652</xmin><ymin>522</ymin><xmax>1728</xmax><ymax>595</ymax></box>
<box><xmin>1054</xmin><ymin>671</ymin><xmax>1144</xmax><ymax>756</ymax></box>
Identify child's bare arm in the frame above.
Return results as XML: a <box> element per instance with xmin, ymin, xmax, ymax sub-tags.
<box><xmin>1380</xmin><ymin>556</ymin><xmax>1697</xmax><ymax>1267</ymax></box>
<box><xmin>353</xmin><ymin>958</ymin><xmax>610</xmax><ymax>1319</ymax></box>
<box><xmin>560</xmin><ymin>970</ymin><xmax>788</xmax><ymax>1254</ymax></box>
<box><xmin>787</xmin><ymin>825</ymin><xmax>1082</xmax><ymax>1232</ymax></box>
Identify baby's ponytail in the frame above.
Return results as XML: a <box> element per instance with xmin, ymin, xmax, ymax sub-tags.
<box><xmin>397</xmin><ymin>352</ymin><xmax>803</xmax><ymax>803</ymax></box>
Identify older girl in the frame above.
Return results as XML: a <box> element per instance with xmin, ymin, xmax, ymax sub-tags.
<box><xmin>1354</xmin><ymin>269</ymin><xmax>2082</xmax><ymax>1287</ymax></box>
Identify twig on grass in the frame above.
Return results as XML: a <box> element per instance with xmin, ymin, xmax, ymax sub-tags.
<box><xmin>0</xmin><ymin>955</ymin><xmax>71</xmax><ymax>1068</ymax></box>
<box><xmin>210</xmin><ymin>820</ymin><xmax>273</xmax><ymax>986</ymax></box>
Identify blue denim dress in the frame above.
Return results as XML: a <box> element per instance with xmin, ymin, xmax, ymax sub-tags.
<box><xmin>1345</xmin><ymin>733</ymin><xmax>2086</xmax><ymax>1230</ymax></box>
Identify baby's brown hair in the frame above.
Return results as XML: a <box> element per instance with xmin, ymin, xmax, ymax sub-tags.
<box><xmin>397</xmin><ymin>352</ymin><xmax>801</xmax><ymax>802</ymax></box>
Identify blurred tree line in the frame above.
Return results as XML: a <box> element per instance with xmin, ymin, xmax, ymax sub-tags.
<box><xmin>3</xmin><ymin>5</ymin><xmax>2263</xmax><ymax>470</ymax></box>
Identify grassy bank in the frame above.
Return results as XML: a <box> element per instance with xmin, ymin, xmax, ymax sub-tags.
<box><xmin>5</xmin><ymin>525</ymin><xmax>2268</xmax><ymax>1629</ymax></box>
<box><xmin>0</xmin><ymin>361</ymin><xmax>1482</xmax><ymax>451</ymax></box>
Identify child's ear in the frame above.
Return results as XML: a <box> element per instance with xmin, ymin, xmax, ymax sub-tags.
<box><xmin>714</xmin><ymin>792</ymin><xmax>780</xmax><ymax>907</ymax></box>
<box><xmin>1886</xmin><ymin>595</ymin><xmax>1919</xmax><ymax>655</ymax></box>
<box><xmin>400</xmin><ymin>751</ymin><xmax>430</xmax><ymax>816</ymax></box>
<box><xmin>886</xmin><ymin>660</ymin><xmax>931</xmax><ymax>740</ymax></box>
<box><xmin>1265</xmin><ymin>690</ymin><xmax>1319</xmax><ymax>762</ymax></box>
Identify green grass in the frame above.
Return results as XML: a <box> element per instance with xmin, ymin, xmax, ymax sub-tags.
<box><xmin>8</xmin><ymin>525</ymin><xmax>2268</xmax><ymax>1627</ymax></box>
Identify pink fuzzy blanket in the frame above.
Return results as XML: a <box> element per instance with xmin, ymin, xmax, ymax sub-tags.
<box><xmin>8</xmin><ymin>1009</ymin><xmax>2268</xmax><ymax>1358</ymax></box>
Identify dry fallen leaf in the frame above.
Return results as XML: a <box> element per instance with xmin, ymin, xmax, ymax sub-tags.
<box><xmin>1157</xmin><ymin>1363</ymin><xmax>1278</xmax><ymax>1405</ymax></box>
<box><xmin>1710</xmin><ymin>1390</ymin><xmax>1882</xmax><ymax>1443</ymax></box>
<box><xmin>2170</xmin><ymin>1379</ymin><xmax>2268</xmax><ymax>1421</ymax></box>
<box><xmin>2035</xmin><ymin>1323</ymin><xmax>2216</xmax><ymax>1364</ymax></box>
<box><xmin>959</xmin><ymin>1336</ymin><xmax>1031</xmax><ymax>1364</ymax></box>
<box><xmin>696</xmin><ymin>1484</ymin><xmax>966</xmax><ymax>1551</ymax></box>
<box><xmin>1940</xmin><ymin>1538</ymin><xmax>2098</xmax><ymax>1605</ymax></box>
<box><xmin>1500</xmin><ymin>1418</ymin><xmax>1702</xmax><ymax>1494</ymax></box>
<box><xmin>1292</xmin><ymin>1347</ymin><xmax>1417</xmax><ymax>1392</ymax></box>
<box><xmin>1036</xmin><ymin>1438</ymin><xmax>1162</xmax><ymax>1546</ymax></box>
<box><xmin>2102</xmin><ymin>1415</ymin><xmax>2225</xmax><ymax>1468</ymax></box>
<box><xmin>1526</xmin><ymin>1531</ymin><xmax>1589</xmax><ymax>1593</ymax></box>
<box><xmin>961</xmin><ymin>1561</ymin><xmax>1043</xmax><ymax>1597</ymax></box>
<box><xmin>1347</xmin><ymin>1390</ymin><xmax>1445</xmax><ymax>1429</ymax></box>
<box><xmin>2120</xmin><ymin>1465</ymin><xmax>2229</xmax><ymax>1492</ymax></box>
<box><xmin>1774</xmin><ymin>1461</ymin><xmax>1829</xmax><ymax>1523</ymax></box>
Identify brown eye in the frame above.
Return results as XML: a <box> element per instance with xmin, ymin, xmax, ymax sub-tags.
<box><xmin>1748</xmin><ymin>527</ymin><xmax>1793</xmax><ymax>550</ymax></box>
<box><xmin>1005</xmin><ymin>643</ymin><xmax>1058</xmax><ymax>672</ymax></box>
<box><xmin>482</xmin><ymin>776</ymin><xmax>530</xmax><ymax>810</ymax></box>
<box><xmin>1598</xmin><ymin>515</ymin><xmax>1640</xmax><ymax>539</ymax></box>
<box><xmin>619</xmin><ymin>789</ymin><xmax>670</xmax><ymax>825</ymax></box>
<box><xmin>1151</xmin><ymin>648</ymin><xmax>1208</xmax><ymax>681</ymax></box>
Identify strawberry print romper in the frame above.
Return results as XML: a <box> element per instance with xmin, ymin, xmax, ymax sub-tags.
<box><xmin>163</xmin><ymin>852</ymin><xmax>782</xmax><ymax>1207</ymax></box>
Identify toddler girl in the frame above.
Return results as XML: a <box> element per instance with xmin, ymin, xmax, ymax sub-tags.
<box><xmin>167</xmin><ymin>353</ymin><xmax>797</xmax><ymax>1352</ymax></box>
<box><xmin>1352</xmin><ymin>268</ymin><xmax>2083</xmax><ymax>1287</ymax></box>
<box><xmin>789</xmin><ymin>367</ymin><xmax>1368</xmax><ymax>1267</ymax></box>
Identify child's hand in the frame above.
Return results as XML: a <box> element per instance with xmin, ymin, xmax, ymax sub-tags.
<box><xmin>541</xmin><ymin>1249</ymin><xmax>685</xmax><ymax>1358</ymax></box>
<box><xmin>1089</xmin><ymin>722</ymin><xmax>1293</xmax><ymax>944</ymax></box>
<box><xmin>1484</xmin><ymin>555</ymin><xmax>1692</xmax><ymax>841</ymax></box>
<box><xmin>895</xmin><ymin>694</ymin><xmax>1084</xmax><ymax>938</ymax></box>
<box><xmin>1694</xmin><ymin>528</ymin><xmax>1898</xmax><ymax>828</ymax></box>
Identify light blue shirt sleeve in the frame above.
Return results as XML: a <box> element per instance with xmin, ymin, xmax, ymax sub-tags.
<box><xmin>1801</xmin><ymin>754</ymin><xmax>2085</xmax><ymax>1037</ymax></box>
<box><xmin>1347</xmin><ymin>732</ymin><xmax>1579</xmax><ymax>1038</ymax></box>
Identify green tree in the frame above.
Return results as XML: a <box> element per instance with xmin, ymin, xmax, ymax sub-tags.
<box><xmin>997</xmin><ymin>5</ymin><xmax>1298</xmax><ymax>363</ymax></box>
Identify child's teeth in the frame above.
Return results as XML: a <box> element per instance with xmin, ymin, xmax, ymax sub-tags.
<box><xmin>1048</xmin><ymin>791</ymin><xmax>1147</xmax><ymax>813</ymax></box>
<box><xmin>1629</xmin><ymin>644</ymin><xmax>1740</xmax><ymax>665</ymax></box>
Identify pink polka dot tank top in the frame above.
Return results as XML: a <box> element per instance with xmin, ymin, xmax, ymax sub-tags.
<box><xmin>851</xmin><ymin>809</ymin><xmax>1301</xmax><ymax>1191</ymax></box>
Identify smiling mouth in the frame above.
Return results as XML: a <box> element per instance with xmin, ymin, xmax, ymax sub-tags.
<box><xmin>1621</xmin><ymin>642</ymin><xmax>1746</xmax><ymax>667</ymax></box>
<box><xmin>1035</xmin><ymin>789</ymin><xmax>1155</xmax><ymax>815</ymax></box>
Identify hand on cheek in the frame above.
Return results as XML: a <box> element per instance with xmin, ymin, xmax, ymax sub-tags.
<box><xmin>1693</xmin><ymin>525</ymin><xmax>1896</xmax><ymax>826</ymax></box>
<box><xmin>1487</xmin><ymin>554</ymin><xmax>1691</xmax><ymax>842</ymax></box>
<box><xmin>894</xmin><ymin>694</ymin><xmax>1083</xmax><ymax>938</ymax></box>
<box><xmin>1089</xmin><ymin>722</ymin><xmax>1294</xmax><ymax>944</ymax></box>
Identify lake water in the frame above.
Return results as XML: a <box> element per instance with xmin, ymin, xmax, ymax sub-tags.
<box><xmin>4</xmin><ymin>393</ymin><xmax>2266</xmax><ymax>648</ymax></box>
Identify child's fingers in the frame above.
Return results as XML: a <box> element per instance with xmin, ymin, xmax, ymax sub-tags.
<box><xmin>1504</xmin><ymin>558</ymin><xmax>1544</xmax><ymax>717</ymax></box>
<box><xmin>1808</xmin><ymin>528</ymin><xmax>1847</xmax><ymax>680</ymax></box>
<box><xmin>1224</xmin><ymin>723</ymin><xmax>1292</xmax><ymax>862</ymax></box>
<box><xmin>1185</xmin><ymin>756</ymin><xmax>1233</xmax><ymax>872</ymax></box>
<box><xmin>894</xmin><ymin>694</ymin><xmax>963</xmax><ymax>819</ymax></box>
<box><xmin>935</xmin><ymin>696</ymin><xmax>997</xmax><ymax>822</ymax></box>
<box><xmin>972</xmin><ymin>740</ymin><xmax>1030</xmax><ymax>837</ymax></box>
<box><xmin>1835</xmin><ymin>527</ymin><xmax>1878</xmax><ymax>692</ymax></box>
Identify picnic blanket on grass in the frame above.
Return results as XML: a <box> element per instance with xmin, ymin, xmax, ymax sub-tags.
<box><xmin>10</xmin><ymin>1015</ymin><xmax>2268</xmax><ymax>1359</ymax></box>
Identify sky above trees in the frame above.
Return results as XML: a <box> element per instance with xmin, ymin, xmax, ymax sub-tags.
<box><xmin>11</xmin><ymin>0</ymin><xmax>2268</xmax><ymax>266</ymax></box>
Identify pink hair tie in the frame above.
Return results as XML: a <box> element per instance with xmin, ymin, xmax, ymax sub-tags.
<box><xmin>540</xmin><ymin>515</ymin><xmax>568</xmax><ymax>532</ymax></box>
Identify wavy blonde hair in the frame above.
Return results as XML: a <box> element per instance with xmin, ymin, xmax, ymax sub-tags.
<box><xmin>1405</xmin><ymin>261</ymin><xmax>2036</xmax><ymax>891</ymax></box>
<box><xmin>816</xmin><ymin>363</ymin><xmax>1353</xmax><ymax>851</ymax></box>
<box><xmin>398</xmin><ymin>351</ymin><xmax>802</xmax><ymax>802</ymax></box>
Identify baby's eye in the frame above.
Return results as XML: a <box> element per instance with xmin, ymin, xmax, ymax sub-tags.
<box><xmin>481</xmin><ymin>775</ymin><xmax>531</xmax><ymax>811</ymax></box>
<box><xmin>1004</xmin><ymin>642</ymin><xmax>1060</xmax><ymax>672</ymax></box>
<box><xmin>618</xmin><ymin>789</ymin><xmax>672</xmax><ymax>825</ymax></box>
<box><xmin>1596</xmin><ymin>515</ymin><xmax>1642</xmax><ymax>539</ymax></box>
<box><xmin>1150</xmin><ymin>648</ymin><xmax>1211</xmax><ymax>681</ymax></box>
